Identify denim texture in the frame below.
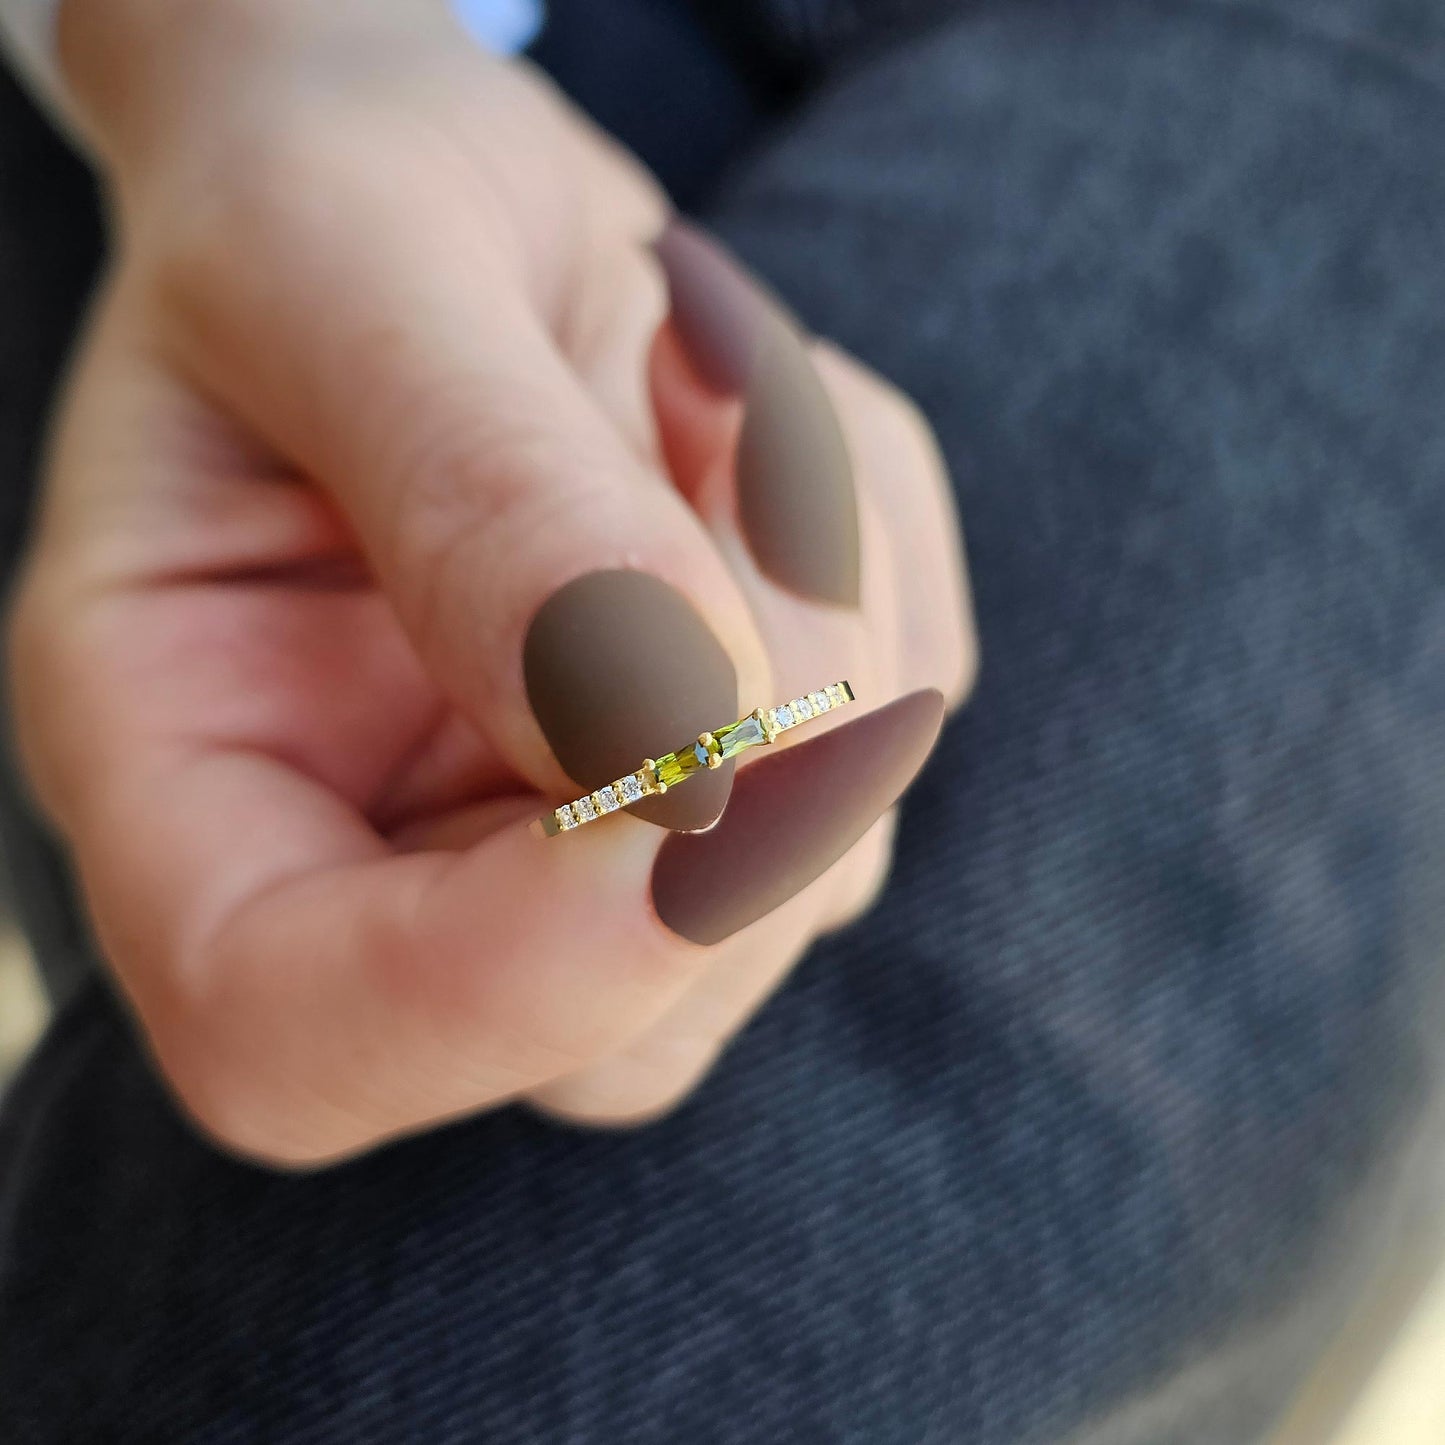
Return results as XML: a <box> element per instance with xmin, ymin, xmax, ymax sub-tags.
<box><xmin>3</xmin><ymin>2</ymin><xmax>1445</xmax><ymax>1441</ymax></box>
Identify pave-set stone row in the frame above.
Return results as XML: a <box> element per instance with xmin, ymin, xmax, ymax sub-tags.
<box><xmin>548</xmin><ymin>680</ymin><xmax>855</xmax><ymax>835</ymax></box>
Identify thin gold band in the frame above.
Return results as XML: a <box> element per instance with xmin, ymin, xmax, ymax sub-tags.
<box><xmin>535</xmin><ymin>680</ymin><xmax>855</xmax><ymax>837</ymax></box>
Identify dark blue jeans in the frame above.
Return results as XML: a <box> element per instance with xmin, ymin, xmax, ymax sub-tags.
<box><xmin>4</xmin><ymin>3</ymin><xmax>1445</xmax><ymax>1441</ymax></box>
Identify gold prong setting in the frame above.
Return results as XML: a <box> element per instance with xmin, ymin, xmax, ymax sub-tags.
<box><xmin>536</xmin><ymin>680</ymin><xmax>855</xmax><ymax>836</ymax></box>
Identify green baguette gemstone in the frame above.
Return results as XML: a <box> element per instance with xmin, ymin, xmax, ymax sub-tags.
<box><xmin>653</xmin><ymin>743</ymin><xmax>708</xmax><ymax>789</ymax></box>
<box><xmin>713</xmin><ymin>715</ymin><xmax>766</xmax><ymax>759</ymax></box>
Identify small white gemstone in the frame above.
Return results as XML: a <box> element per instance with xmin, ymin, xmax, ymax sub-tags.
<box><xmin>619</xmin><ymin>773</ymin><xmax>644</xmax><ymax>804</ymax></box>
<box><xmin>595</xmin><ymin>785</ymin><xmax>620</xmax><ymax>814</ymax></box>
<box><xmin>810</xmin><ymin>690</ymin><xmax>830</xmax><ymax>714</ymax></box>
<box><xmin>773</xmin><ymin>704</ymin><xmax>796</xmax><ymax>730</ymax></box>
<box><xmin>574</xmin><ymin>794</ymin><xmax>597</xmax><ymax>822</ymax></box>
<box><xmin>791</xmin><ymin>696</ymin><xmax>813</xmax><ymax>721</ymax></box>
<box><xmin>555</xmin><ymin>805</ymin><xmax>578</xmax><ymax>831</ymax></box>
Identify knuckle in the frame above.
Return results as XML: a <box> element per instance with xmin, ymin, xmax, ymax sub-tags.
<box><xmin>161</xmin><ymin>1041</ymin><xmax>267</xmax><ymax>1157</ymax></box>
<box><xmin>7</xmin><ymin>571</ymin><xmax>95</xmax><ymax>701</ymax></box>
<box><xmin>386</xmin><ymin>419</ymin><xmax>622</xmax><ymax>655</ymax></box>
<box><xmin>150</xmin><ymin>124</ymin><xmax>351</xmax><ymax>326</ymax></box>
<box><xmin>866</xmin><ymin>369</ymin><xmax>946</xmax><ymax>467</ymax></box>
<box><xmin>534</xmin><ymin>1081</ymin><xmax>697</xmax><ymax>1131</ymax></box>
<box><xmin>155</xmin><ymin>1013</ymin><xmax>341</xmax><ymax>1171</ymax></box>
<box><xmin>954</xmin><ymin>625</ymin><xmax>982</xmax><ymax>705</ymax></box>
<box><xmin>887</xmin><ymin>382</ymin><xmax>944</xmax><ymax>454</ymax></box>
<box><xmin>531</xmin><ymin>1045</ymin><xmax>716</xmax><ymax>1130</ymax></box>
<box><xmin>4</xmin><ymin>574</ymin><xmax>97</xmax><ymax>817</ymax></box>
<box><xmin>4</xmin><ymin>584</ymin><xmax>50</xmax><ymax>740</ymax></box>
<box><xmin>816</xmin><ymin>340</ymin><xmax>939</xmax><ymax>437</ymax></box>
<box><xmin>175</xmin><ymin>1074</ymin><xmax>337</xmax><ymax>1171</ymax></box>
<box><xmin>5</xmin><ymin>571</ymin><xmax>52</xmax><ymax>698</ymax></box>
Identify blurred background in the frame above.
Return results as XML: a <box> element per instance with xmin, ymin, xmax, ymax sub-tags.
<box><xmin>1</xmin><ymin>939</ymin><xmax>1430</xmax><ymax>1441</ymax></box>
<box><xmin>6</xmin><ymin>927</ymin><xmax>1442</xmax><ymax>1441</ymax></box>
<box><xmin>2</xmin><ymin>919</ymin><xmax>1445</xmax><ymax>1439</ymax></box>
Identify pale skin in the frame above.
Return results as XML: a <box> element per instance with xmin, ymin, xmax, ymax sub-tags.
<box><xmin>8</xmin><ymin>0</ymin><xmax>977</xmax><ymax>1165</ymax></box>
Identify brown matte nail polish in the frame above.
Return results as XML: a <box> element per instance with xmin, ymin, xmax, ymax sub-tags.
<box><xmin>655</xmin><ymin>220</ymin><xmax>861</xmax><ymax>609</ymax></box>
<box><xmin>653</xmin><ymin>220</ymin><xmax>787</xmax><ymax>393</ymax></box>
<box><xmin>736</xmin><ymin>317</ymin><xmax>862</xmax><ymax>607</ymax></box>
<box><xmin>651</xmin><ymin>689</ymin><xmax>945</xmax><ymax>944</ymax></box>
<box><xmin>524</xmin><ymin>570</ymin><xmax>738</xmax><ymax>832</ymax></box>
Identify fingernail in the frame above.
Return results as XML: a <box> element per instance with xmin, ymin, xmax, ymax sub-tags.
<box><xmin>654</xmin><ymin>221</ymin><xmax>861</xmax><ymax>608</ymax></box>
<box><xmin>524</xmin><ymin>570</ymin><xmax>738</xmax><ymax>831</ymax></box>
<box><xmin>737</xmin><ymin>316</ymin><xmax>861</xmax><ymax>607</ymax></box>
<box><xmin>653</xmin><ymin>219</ymin><xmax>787</xmax><ymax>393</ymax></box>
<box><xmin>651</xmin><ymin>689</ymin><xmax>944</xmax><ymax>944</ymax></box>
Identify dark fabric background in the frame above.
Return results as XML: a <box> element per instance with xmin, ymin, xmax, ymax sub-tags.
<box><xmin>0</xmin><ymin>51</ymin><xmax>99</xmax><ymax>1005</ymax></box>
<box><xmin>3</xmin><ymin>3</ymin><xmax>1445</xmax><ymax>1441</ymax></box>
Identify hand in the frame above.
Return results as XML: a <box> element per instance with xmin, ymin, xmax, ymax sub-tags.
<box><xmin>9</xmin><ymin>0</ymin><xmax>975</xmax><ymax>1164</ymax></box>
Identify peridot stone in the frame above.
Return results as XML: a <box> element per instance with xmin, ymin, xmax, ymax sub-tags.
<box><xmin>653</xmin><ymin>745</ymin><xmax>705</xmax><ymax>789</ymax></box>
<box><xmin>714</xmin><ymin>715</ymin><xmax>766</xmax><ymax>759</ymax></box>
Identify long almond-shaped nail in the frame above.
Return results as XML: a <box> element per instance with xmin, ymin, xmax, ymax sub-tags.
<box><xmin>737</xmin><ymin>316</ymin><xmax>861</xmax><ymax>607</ymax></box>
<box><xmin>653</xmin><ymin>220</ymin><xmax>787</xmax><ymax>392</ymax></box>
<box><xmin>652</xmin><ymin>689</ymin><xmax>944</xmax><ymax>943</ymax></box>
<box><xmin>655</xmin><ymin>221</ymin><xmax>861</xmax><ymax>608</ymax></box>
<box><xmin>524</xmin><ymin>570</ymin><xmax>738</xmax><ymax>831</ymax></box>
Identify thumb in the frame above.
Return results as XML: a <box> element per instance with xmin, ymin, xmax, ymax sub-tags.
<box><xmin>169</xmin><ymin>198</ymin><xmax>769</xmax><ymax>830</ymax></box>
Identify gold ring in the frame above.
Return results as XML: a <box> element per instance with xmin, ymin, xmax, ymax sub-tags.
<box><xmin>535</xmin><ymin>681</ymin><xmax>855</xmax><ymax>837</ymax></box>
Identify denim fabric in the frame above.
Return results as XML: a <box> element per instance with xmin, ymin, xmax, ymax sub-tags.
<box><xmin>4</xmin><ymin>2</ymin><xmax>1445</xmax><ymax>1442</ymax></box>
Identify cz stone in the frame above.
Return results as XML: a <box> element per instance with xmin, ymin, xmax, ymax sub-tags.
<box><xmin>791</xmin><ymin>696</ymin><xmax>813</xmax><ymax>721</ymax></box>
<box><xmin>772</xmin><ymin>704</ymin><xmax>796</xmax><ymax>731</ymax></box>
<box><xmin>619</xmin><ymin>773</ymin><xmax>645</xmax><ymax>804</ymax></box>
<box><xmin>595</xmin><ymin>785</ymin><xmax>620</xmax><ymax>814</ymax></box>
<box><xmin>809</xmin><ymin>691</ymin><xmax>831</xmax><ymax>715</ymax></box>
<box><xmin>574</xmin><ymin>794</ymin><xmax>598</xmax><ymax>822</ymax></box>
<box><xmin>555</xmin><ymin>805</ymin><xmax>579</xmax><ymax>831</ymax></box>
